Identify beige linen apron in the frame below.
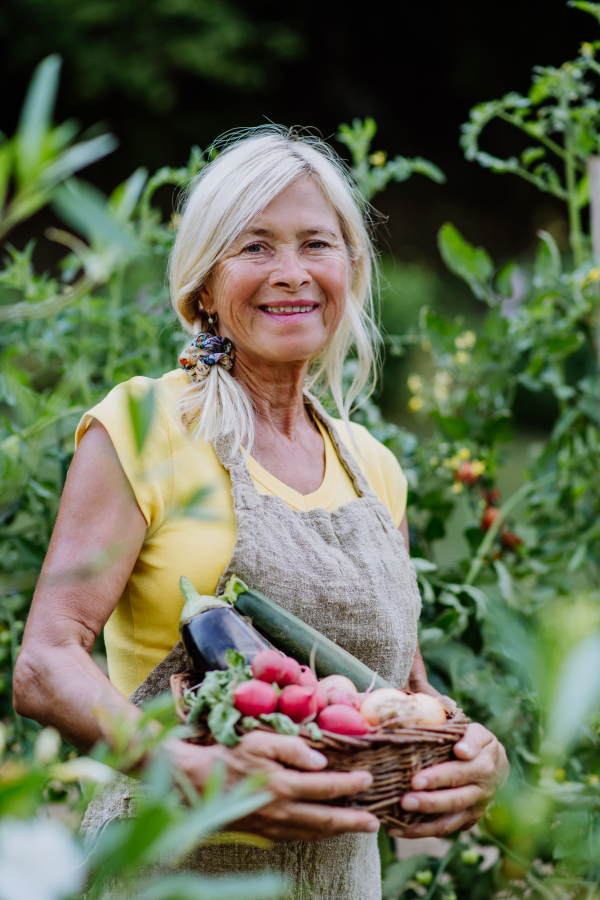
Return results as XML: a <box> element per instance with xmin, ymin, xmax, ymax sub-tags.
<box><xmin>81</xmin><ymin>396</ymin><xmax>422</xmax><ymax>900</ymax></box>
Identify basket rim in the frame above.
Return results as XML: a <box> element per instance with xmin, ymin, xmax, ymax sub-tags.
<box><xmin>170</xmin><ymin>671</ymin><xmax>470</xmax><ymax>749</ymax></box>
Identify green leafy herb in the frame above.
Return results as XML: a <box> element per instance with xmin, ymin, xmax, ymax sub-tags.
<box><xmin>208</xmin><ymin>701</ymin><xmax>241</xmax><ymax>747</ymax></box>
<box><xmin>258</xmin><ymin>713</ymin><xmax>300</xmax><ymax>736</ymax></box>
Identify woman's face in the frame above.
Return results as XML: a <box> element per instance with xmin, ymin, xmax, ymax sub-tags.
<box><xmin>201</xmin><ymin>177</ymin><xmax>351</xmax><ymax>368</ymax></box>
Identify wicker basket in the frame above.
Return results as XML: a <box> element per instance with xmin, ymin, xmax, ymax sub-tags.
<box><xmin>171</xmin><ymin>672</ymin><xmax>470</xmax><ymax>828</ymax></box>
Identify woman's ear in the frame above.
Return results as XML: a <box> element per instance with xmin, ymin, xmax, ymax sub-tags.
<box><xmin>347</xmin><ymin>257</ymin><xmax>355</xmax><ymax>289</ymax></box>
<box><xmin>198</xmin><ymin>281</ymin><xmax>217</xmax><ymax>317</ymax></box>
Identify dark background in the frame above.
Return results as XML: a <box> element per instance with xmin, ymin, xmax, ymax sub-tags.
<box><xmin>0</xmin><ymin>0</ymin><xmax>587</xmax><ymax>269</ymax></box>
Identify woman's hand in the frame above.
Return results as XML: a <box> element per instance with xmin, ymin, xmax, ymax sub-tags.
<box><xmin>388</xmin><ymin>723</ymin><xmax>509</xmax><ymax>839</ymax></box>
<box><xmin>169</xmin><ymin>731</ymin><xmax>380</xmax><ymax>843</ymax></box>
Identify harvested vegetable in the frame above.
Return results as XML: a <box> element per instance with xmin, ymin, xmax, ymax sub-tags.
<box><xmin>360</xmin><ymin>688</ymin><xmax>416</xmax><ymax>726</ymax></box>
<box><xmin>298</xmin><ymin>665</ymin><xmax>318</xmax><ymax>687</ymax></box>
<box><xmin>319</xmin><ymin>674</ymin><xmax>358</xmax><ymax>695</ymax></box>
<box><xmin>327</xmin><ymin>689</ymin><xmax>362</xmax><ymax>709</ymax></box>
<box><xmin>179</xmin><ymin>576</ymin><xmax>273</xmax><ymax>676</ymax></box>
<box><xmin>411</xmin><ymin>693</ymin><xmax>447</xmax><ymax>726</ymax></box>
<box><xmin>233</xmin><ymin>680</ymin><xmax>278</xmax><ymax>717</ymax></box>
<box><xmin>360</xmin><ymin>688</ymin><xmax>448</xmax><ymax>727</ymax></box>
<box><xmin>280</xmin><ymin>656</ymin><xmax>302</xmax><ymax>686</ymax></box>
<box><xmin>314</xmin><ymin>687</ymin><xmax>328</xmax><ymax>713</ymax></box>
<box><xmin>251</xmin><ymin>649</ymin><xmax>287</xmax><ymax>684</ymax></box>
<box><xmin>279</xmin><ymin>685</ymin><xmax>318</xmax><ymax>723</ymax></box>
<box><xmin>233</xmin><ymin>586</ymin><xmax>389</xmax><ymax>691</ymax></box>
<box><xmin>318</xmin><ymin>704</ymin><xmax>369</xmax><ymax>735</ymax></box>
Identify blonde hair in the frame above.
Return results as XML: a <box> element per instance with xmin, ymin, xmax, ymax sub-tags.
<box><xmin>169</xmin><ymin>126</ymin><xmax>380</xmax><ymax>451</ymax></box>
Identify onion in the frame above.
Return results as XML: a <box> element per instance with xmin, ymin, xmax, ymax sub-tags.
<box><xmin>360</xmin><ymin>688</ymin><xmax>416</xmax><ymax>726</ymax></box>
<box><xmin>412</xmin><ymin>692</ymin><xmax>447</xmax><ymax>726</ymax></box>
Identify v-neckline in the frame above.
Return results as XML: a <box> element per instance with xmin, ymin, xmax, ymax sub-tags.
<box><xmin>245</xmin><ymin>418</ymin><xmax>338</xmax><ymax>511</ymax></box>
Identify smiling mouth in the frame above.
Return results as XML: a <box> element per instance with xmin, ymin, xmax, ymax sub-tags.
<box><xmin>259</xmin><ymin>304</ymin><xmax>318</xmax><ymax>315</ymax></box>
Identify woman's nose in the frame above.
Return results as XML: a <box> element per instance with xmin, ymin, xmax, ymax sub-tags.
<box><xmin>268</xmin><ymin>249</ymin><xmax>312</xmax><ymax>291</ymax></box>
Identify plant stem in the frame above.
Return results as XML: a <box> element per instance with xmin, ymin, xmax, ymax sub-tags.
<box><xmin>496</xmin><ymin>110</ymin><xmax>587</xmax><ymax>174</ymax></box>
<box><xmin>422</xmin><ymin>843</ymin><xmax>457</xmax><ymax>900</ymax></box>
<box><xmin>563</xmin><ymin>107</ymin><xmax>584</xmax><ymax>267</ymax></box>
<box><xmin>104</xmin><ymin>266</ymin><xmax>124</xmax><ymax>383</ymax></box>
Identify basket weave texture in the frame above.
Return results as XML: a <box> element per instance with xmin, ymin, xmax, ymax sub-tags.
<box><xmin>171</xmin><ymin>672</ymin><xmax>470</xmax><ymax>828</ymax></box>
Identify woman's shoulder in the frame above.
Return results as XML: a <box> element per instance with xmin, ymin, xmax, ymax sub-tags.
<box><xmin>329</xmin><ymin>417</ymin><xmax>402</xmax><ymax>470</ymax></box>
<box><xmin>93</xmin><ymin>369</ymin><xmax>187</xmax><ymax>413</ymax></box>
<box><xmin>328</xmin><ymin>417</ymin><xmax>408</xmax><ymax>526</ymax></box>
<box><xmin>76</xmin><ymin>370</ymin><xmax>187</xmax><ymax>441</ymax></box>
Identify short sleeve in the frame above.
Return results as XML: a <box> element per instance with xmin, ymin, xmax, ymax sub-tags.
<box><xmin>330</xmin><ymin>419</ymin><xmax>408</xmax><ymax>527</ymax></box>
<box><xmin>375</xmin><ymin>442</ymin><xmax>408</xmax><ymax>527</ymax></box>
<box><xmin>75</xmin><ymin>376</ymin><xmax>173</xmax><ymax>534</ymax></box>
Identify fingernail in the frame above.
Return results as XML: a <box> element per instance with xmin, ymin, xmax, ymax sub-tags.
<box><xmin>456</xmin><ymin>741</ymin><xmax>473</xmax><ymax>757</ymax></box>
<box><xmin>402</xmin><ymin>796</ymin><xmax>419</xmax><ymax>810</ymax></box>
<box><xmin>366</xmin><ymin>820</ymin><xmax>379</xmax><ymax>832</ymax></box>
<box><xmin>360</xmin><ymin>774</ymin><xmax>373</xmax><ymax>790</ymax></box>
<box><xmin>308</xmin><ymin>750</ymin><xmax>327</xmax><ymax>767</ymax></box>
<box><xmin>413</xmin><ymin>775</ymin><xmax>428</xmax><ymax>789</ymax></box>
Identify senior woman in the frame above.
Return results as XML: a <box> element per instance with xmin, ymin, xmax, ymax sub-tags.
<box><xmin>14</xmin><ymin>129</ymin><xmax>507</xmax><ymax>899</ymax></box>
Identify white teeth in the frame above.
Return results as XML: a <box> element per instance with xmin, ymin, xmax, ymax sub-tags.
<box><xmin>263</xmin><ymin>305</ymin><xmax>314</xmax><ymax>314</ymax></box>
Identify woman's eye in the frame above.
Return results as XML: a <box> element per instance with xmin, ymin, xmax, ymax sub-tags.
<box><xmin>307</xmin><ymin>240</ymin><xmax>328</xmax><ymax>250</ymax></box>
<box><xmin>244</xmin><ymin>243</ymin><xmax>265</xmax><ymax>254</ymax></box>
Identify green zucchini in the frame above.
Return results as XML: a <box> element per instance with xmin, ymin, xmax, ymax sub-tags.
<box><xmin>234</xmin><ymin>587</ymin><xmax>390</xmax><ymax>692</ymax></box>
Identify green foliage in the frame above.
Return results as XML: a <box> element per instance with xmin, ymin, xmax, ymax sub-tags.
<box><xmin>337</xmin><ymin>118</ymin><xmax>445</xmax><ymax>202</ymax></box>
<box><xmin>1</xmin><ymin>25</ymin><xmax>600</xmax><ymax>897</ymax></box>
<box><xmin>0</xmin><ymin>719</ymin><xmax>285</xmax><ymax>900</ymax></box>
<box><xmin>1</xmin><ymin>0</ymin><xmax>305</xmax><ymax>112</ymax></box>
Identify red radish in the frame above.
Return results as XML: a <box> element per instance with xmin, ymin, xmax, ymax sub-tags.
<box><xmin>279</xmin><ymin>656</ymin><xmax>302</xmax><ymax>687</ymax></box>
<box><xmin>319</xmin><ymin>674</ymin><xmax>358</xmax><ymax>694</ymax></box>
<box><xmin>314</xmin><ymin>687</ymin><xmax>328</xmax><ymax>713</ymax></box>
<box><xmin>327</xmin><ymin>689</ymin><xmax>362</xmax><ymax>709</ymax></box>
<box><xmin>318</xmin><ymin>704</ymin><xmax>369</xmax><ymax>735</ymax></box>
<box><xmin>278</xmin><ymin>685</ymin><xmax>318</xmax><ymax>723</ymax></box>
<box><xmin>251</xmin><ymin>650</ymin><xmax>286</xmax><ymax>684</ymax></box>
<box><xmin>298</xmin><ymin>666</ymin><xmax>318</xmax><ymax>688</ymax></box>
<box><xmin>234</xmin><ymin>680</ymin><xmax>278</xmax><ymax>717</ymax></box>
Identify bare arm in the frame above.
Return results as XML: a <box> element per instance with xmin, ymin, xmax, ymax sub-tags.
<box><xmin>14</xmin><ymin>421</ymin><xmax>379</xmax><ymax>841</ymax></box>
<box><xmin>13</xmin><ymin>420</ymin><xmax>148</xmax><ymax>750</ymax></box>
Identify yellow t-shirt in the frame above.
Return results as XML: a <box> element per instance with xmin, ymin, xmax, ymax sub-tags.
<box><xmin>75</xmin><ymin>369</ymin><xmax>408</xmax><ymax>697</ymax></box>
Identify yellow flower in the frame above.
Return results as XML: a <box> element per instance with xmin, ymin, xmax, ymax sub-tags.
<box><xmin>458</xmin><ymin>448</ymin><xmax>471</xmax><ymax>460</ymax></box>
<box><xmin>369</xmin><ymin>150</ymin><xmax>387</xmax><ymax>167</ymax></box>
<box><xmin>429</xmin><ymin>457</ymin><xmax>439</xmax><ymax>467</ymax></box>
<box><xmin>421</xmin><ymin>340</ymin><xmax>432</xmax><ymax>352</ymax></box>
<box><xmin>471</xmin><ymin>459</ymin><xmax>486</xmax><ymax>477</ymax></box>
<box><xmin>554</xmin><ymin>768</ymin><xmax>566</xmax><ymax>782</ymax></box>
<box><xmin>582</xmin><ymin>266</ymin><xmax>600</xmax><ymax>287</ymax></box>
<box><xmin>408</xmin><ymin>396</ymin><xmax>424</xmax><ymax>412</ymax></box>
<box><xmin>455</xmin><ymin>351</ymin><xmax>469</xmax><ymax>364</ymax></box>
<box><xmin>407</xmin><ymin>374</ymin><xmax>423</xmax><ymax>394</ymax></box>
<box><xmin>455</xmin><ymin>330</ymin><xmax>476</xmax><ymax>349</ymax></box>
<box><xmin>581</xmin><ymin>42</ymin><xmax>595</xmax><ymax>58</ymax></box>
<box><xmin>451</xmin><ymin>482</ymin><xmax>463</xmax><ymax>493</ymax></box>
<box><xmin>443</xmin><ymin>455</ymin><xmax>460</xmax><ymax>469</ymax></box>
<box><xmin>433</xmin><ymin>370</ymin><xmax>451</xmax><ymax>401</ymax></box>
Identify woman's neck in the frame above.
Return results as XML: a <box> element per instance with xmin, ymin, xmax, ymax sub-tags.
<box><xmin>234</xmin><ymin>355</ymin><xmax>312</xmax><ymax>440</ymax></box>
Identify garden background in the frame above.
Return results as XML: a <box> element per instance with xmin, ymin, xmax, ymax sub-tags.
<box><xmin>1</xmin><ymin>2</ymin><xmax>599</xmax><ymax>898</ymax></box>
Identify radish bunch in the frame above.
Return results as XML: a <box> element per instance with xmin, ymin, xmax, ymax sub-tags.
<box><xmin>232</xmin><ymin>650</ymin><xmax>449</xmax><ymax>736</ymax></box>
